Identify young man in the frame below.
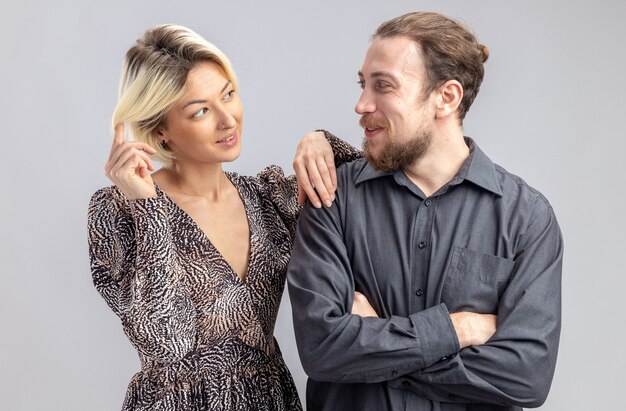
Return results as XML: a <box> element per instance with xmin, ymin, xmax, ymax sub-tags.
<box><xmin>288</xmin><ymin>11</ymin><xmax>563</xmax><ymax>410</ymax></box>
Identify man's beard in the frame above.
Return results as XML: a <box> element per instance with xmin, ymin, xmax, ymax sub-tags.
<box><xmin>360</xmin><ymin>116</ymin><xmax>431</xmax><ymax>172</ymax></box>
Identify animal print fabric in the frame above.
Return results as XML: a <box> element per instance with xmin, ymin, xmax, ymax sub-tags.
<box><xmin>88</xmin><ymin>133</ymin><xmax>361</xmax><ymax>411</ymax></box>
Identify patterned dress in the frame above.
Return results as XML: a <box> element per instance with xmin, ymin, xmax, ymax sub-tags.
<box><xmin>88</xmin><ymin>134</ymin><xmax>360</xmax><ymax>411</ymax></box>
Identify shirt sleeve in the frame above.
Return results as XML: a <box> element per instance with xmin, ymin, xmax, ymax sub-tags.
<box><xmin>287</xmin><ymin>201</ymin><xmax>459</xmax><ymax>384</ymax></box>
<box><xmin>88</xmin><ymin>187</ymin><xmax>197</xmax><ymax>365</ymax></box>
<box><xmin>392</xmin><ymin>199</ymin><xmax>563</xmax><ymax>408</ymax></box>
<box><xmin>257</xmin><ymin>132</ymin><xmax>362</xmax><ymax>240</ymax></box>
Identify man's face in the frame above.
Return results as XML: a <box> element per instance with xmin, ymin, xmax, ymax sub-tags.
<box><xmin>356</xmin><ymin>36</ymin><xmax>436</xmax><ymax>171</ymax></box>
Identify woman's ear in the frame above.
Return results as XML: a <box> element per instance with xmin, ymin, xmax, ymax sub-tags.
<box><xmin>153</xmin><ymin>126</ymin><xmax>169</xmax><ymax>149</ymax></box>
<box><xmin>154</xmin><ymin>125</ymin><xmax>166</xmax><ymax>138</ymax></box>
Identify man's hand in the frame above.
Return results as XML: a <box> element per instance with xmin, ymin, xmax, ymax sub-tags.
<box><xmin>351</xmin><ymin>292</ymin><xmax>379</xmax><ymax>318</ymax></box>
<box><xmin>450</xmin><ymin>312</ymin><xmax>497</xmax><ymax>348</ymax></box>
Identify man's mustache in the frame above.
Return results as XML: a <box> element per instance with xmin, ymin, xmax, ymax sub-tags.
<box><xmin>359</xmin><ymin>115</ymin><xmax>390</xmax><ymax>129</ymax></box>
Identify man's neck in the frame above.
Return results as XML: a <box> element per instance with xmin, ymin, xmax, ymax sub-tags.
<box><xmin>402</xmin><ymin>129</ymin><xmax>470</xmax><ymax>198</ymax></box>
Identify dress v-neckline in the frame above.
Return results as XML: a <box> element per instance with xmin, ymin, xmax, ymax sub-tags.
<box><xmin>154</xmin><ymin>172</ymin><xmax>253</xmax><ymax>284</ymax></box>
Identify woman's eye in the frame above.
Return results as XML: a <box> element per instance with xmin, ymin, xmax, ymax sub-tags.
<box><xmin>193</xmin><ymin>107</ymin><xmax>208</xmax><ymax>118</ymax></box>
<box><xmin>224</xmin><ymin>90</ymin><xmax>235</xmax><ymax>100</ymax></box>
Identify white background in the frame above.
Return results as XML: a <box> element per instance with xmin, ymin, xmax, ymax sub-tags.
<box><xmin>1</xmin><ymin>1</ymin><xmax>624</xmax><ymax>410</ymax></box>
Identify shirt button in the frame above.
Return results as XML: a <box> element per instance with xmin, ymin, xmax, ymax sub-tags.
<box><xmin>391</xmin><ymin>370</ymin><xmax>399</xmax><ymax>377</ymax></box>
<box><xmin>418</xmin><ymin>241</ymin><xmax>427</xmax><ymax>249</ymax></box>
<box><xmin>415</xmin><ymin>288</ymin><xmax>424</xmax><ymax>296</ymax></box>
<box><xmin>424</xmin><ymin>199</ymin><xmax>432</xmax><ymax>207</ymax></box>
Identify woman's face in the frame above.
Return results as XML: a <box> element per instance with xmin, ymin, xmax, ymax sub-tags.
<box><xmin>159</xmin><ymin>60</ymin><xmax>243</xmax><ymax>166</ymax></box>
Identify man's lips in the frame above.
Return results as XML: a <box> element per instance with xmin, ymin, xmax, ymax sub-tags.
<box><xmin>360</xmin><ymin>115</ymin><xmax>388</xmax><ymax>138</ymax></box>
<box><xmin>363</xmin><ymin>126</ymin><xmax>384</xmax><ymax>138</ymax></box>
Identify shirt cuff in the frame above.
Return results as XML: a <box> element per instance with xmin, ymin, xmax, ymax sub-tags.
<box><xmin>409</xmin><ymin>303</ymin><xmax>460</xmax><ymax>367</ymax></box>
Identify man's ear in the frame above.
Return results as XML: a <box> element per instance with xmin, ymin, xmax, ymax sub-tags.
<box><xmin>435</xmin><ymin>80</ymin><xmax>463</xmax><ymax>120</ymax></box>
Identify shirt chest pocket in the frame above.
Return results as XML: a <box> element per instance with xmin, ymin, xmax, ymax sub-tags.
<box><xmin>441</xmin><ymin>246</ymin><xmax>515</xmax><ymax>314</ymax></box>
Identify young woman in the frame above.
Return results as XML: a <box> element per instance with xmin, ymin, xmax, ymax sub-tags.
<box><xmin>88</xmin><ymin>24</ymin><xmax>360</xmax><ymax>411</ymax></box>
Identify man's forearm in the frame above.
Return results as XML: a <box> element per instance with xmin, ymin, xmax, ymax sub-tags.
<box><xmin>288</xmin><ymin>203</ymin><xmax>459</xmax><ymax>383</ymax></box>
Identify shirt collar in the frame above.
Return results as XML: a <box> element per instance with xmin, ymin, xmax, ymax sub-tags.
<box><xmin>353</xmin><ymin>137</ymin><xmax>503</xmax><ymax>197</ymax></box>
<box><xmin>461</xmin><ymin>138</ymin><xmax>503</xmax><ymax>196</ymax></box>
<box><xmin>353</xmin><ymin>161</ymin><xmax>393</xmax><ymax>185</ymax></box>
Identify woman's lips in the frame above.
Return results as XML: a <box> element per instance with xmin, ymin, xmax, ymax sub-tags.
<box><xmin>216</xmin><ymin>132</ymin><xmax>237</xmax><ymax>147</ymax></box>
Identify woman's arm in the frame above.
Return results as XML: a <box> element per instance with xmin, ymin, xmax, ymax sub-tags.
<box><xmin>90</xmin><ymin>124</ymin><xmax>196</xmax><ymax>365</ymax></box>
<box><xmin>292</xmin><ymin>130</ymin><xmax>362</xmax><ymax>208</ymax></box>
<box><xmin>258</xmin><ymin>131</ymin><xmax>362</xmax><ymax>240</ymax></box>
<box><xmin>88</xmin><ymin>187</ymin><xmax>197</xmax><ymax>365</ymax></box>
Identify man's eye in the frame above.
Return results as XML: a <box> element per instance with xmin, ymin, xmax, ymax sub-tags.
<box><xmin>376</xmin><ymin>82</ymin><xmax>390</xmax><ymax>90</ymax></box>
<box><xmin>193</xmin><ymin>108</ymin><xmax>208</xmax><ymax>118</ymax></box>
<box><xmin>357</xmin><ymin>80</ymin><xmax>365</xmax><ymax>89</ymax></box>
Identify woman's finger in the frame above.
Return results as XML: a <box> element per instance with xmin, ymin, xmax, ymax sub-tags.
<box><xmin>108</xmin><ymin>124</ymin><xmax>126</xmax><ymax>162</ymax></box>
<box><xmin>316</xmin><ymin>157</ymin><xmax>335</xmax><ymax>201</ymax></box>
<box><xmin>107</xmin><ymin>141</ymin><xmax>156</xmax><ymax>174</ymax></box>
<box><xmin>110</xmin><ymin>153</ymin><xmax>148</xmax><ymax>182</ymax></box>
<box><xmin>294</xmin><ymin>160</ymin><xmax>321</xmax><ymax>208</ymax></box>
<box><xmin>114</xmin><ymin>123</ymin><xmax>125</xmax><ymax>145</ymax></box>
<box><xmin>325</xmin><ymin>151</ymin><xmax>338</xmax><ymax>192</ymax></box>
<box><xmin>111</xmin><ymin>147</ymin><xmax>154</xmax><ymax>178</ymax></box>
<box><xmin>297</xmin><ymin>184</ymin><xmax>307</xmax><ymax>206</ymax></box>
<box><xmin>307</xmin><ymin>159</ymin><xmax>332</xmax><ymax>208</ymax></box>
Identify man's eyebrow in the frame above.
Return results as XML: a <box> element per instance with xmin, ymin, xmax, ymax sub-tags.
<box><xmin>371</xmin><ymin>71</ymin><xmax>399</xmax><ymax>82</ymax></box>
<box><xmin>182</xmin><ymin>81</ymin><xmax>231</xmax><ymax>109</ymax></box>
<box><xmin>357</xmin><ymin>71</ymin><xmax>399</xmax><ymax>83</ymax></box>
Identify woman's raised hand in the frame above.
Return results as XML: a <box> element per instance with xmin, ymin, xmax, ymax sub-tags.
<box><xmin>104</xmin><ymin>124</ymin><xmax>158</xmax><ymax>200</ymax></box>
<box><xmin>293</xmin><ymin>131</ymin><xmax>337</xmax><ymax>208</ymax></box>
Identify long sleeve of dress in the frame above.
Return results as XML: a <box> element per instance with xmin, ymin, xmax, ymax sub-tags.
<box><xmin>391</xmin><ymin>198</ymin><xmax>563</xmax><ymax>408</ymax></box>
<box><xmin>257</xmin><ymin>131</ymin><xmax>362</xmax><ymax>240</ymax></box>
<box><xmin>320</xmin><ymin>130</ymin><xmax>363</xmax><ymax>167</ymax></box>
<box><xmin>88</xmin><ymin>187</ymin><xmax>197</xmax><ymax>365</ymax></box>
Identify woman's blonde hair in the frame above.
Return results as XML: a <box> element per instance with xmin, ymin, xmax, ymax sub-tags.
<box><xmin>112</xmin><ymin>24</ymin><xmax>238</xmax><ymax>166</ymax></box>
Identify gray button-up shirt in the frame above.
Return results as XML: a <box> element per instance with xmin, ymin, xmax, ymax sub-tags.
<box><xmin>287</xmin><ymin>138</ymin><xmax>563</xmax><ymax>411</ymax></box>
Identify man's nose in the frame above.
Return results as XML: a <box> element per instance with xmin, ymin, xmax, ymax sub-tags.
<box><xmin>355</xmin><ymin>89</ymin><xmax>375</xmax><ymax>115</ymax></box>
